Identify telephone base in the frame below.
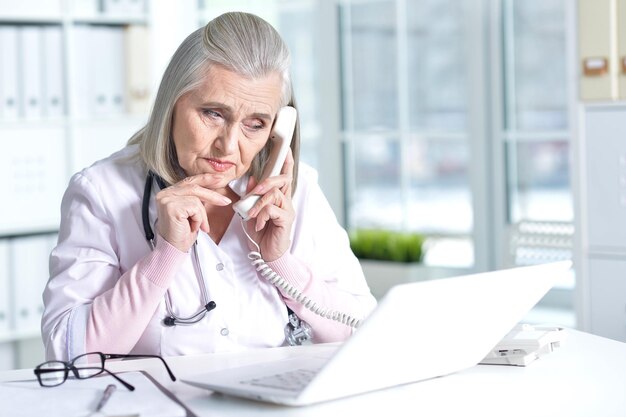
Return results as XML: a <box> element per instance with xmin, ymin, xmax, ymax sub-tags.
<box><xmin>479</xmin><ymin>324</ymin><xmax>566</xmax><ymax>367</ymax></box>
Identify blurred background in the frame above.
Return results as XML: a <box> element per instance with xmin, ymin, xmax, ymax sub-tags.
<box><xmin>1</xmin><ymin>0</ymin><xmax>624</xmax><ymax>370</ymax></box>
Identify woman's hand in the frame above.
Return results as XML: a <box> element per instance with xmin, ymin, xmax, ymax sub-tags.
<box><xmin>156</xmin><ymin>174</ymin><xmax>232</xmax><ymax>252</ymax></box>
<box><xmin>244</xmin><ymin>149</ymin><xmax>295</xmax><ymax>261</ymax></box>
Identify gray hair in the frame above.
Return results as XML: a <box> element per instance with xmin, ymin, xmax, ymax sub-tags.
<box><xmin>128</xmin><ymin>12</ymin><xmax>300</xmax><ymax>191</ymax></box>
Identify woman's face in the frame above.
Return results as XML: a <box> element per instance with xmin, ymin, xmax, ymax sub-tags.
<box><xmin>172</xmin><ymin>65</ymin><xmax>284</xmax><ymax>191</ymax></box>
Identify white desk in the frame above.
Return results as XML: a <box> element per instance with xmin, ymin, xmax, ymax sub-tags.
<box><xmin>1</xmin><ymin>329</ymin><xmax>625</xmax><ymax>416</ymax></box>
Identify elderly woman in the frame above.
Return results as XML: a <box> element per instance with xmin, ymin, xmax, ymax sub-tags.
<box><xmin>42</xmin><ymin>12</ymin><xmax>376</xmax><ymax>361</ymax></box>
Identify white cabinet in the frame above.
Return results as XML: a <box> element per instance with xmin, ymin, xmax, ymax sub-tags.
<box><xmin>70</xmin><ymin>117</ymin><xmax>146</xmax><ymax>173</ymax></box>
<box><xmin>589</xmin><ymin>258</ymin><xmax>626</xmax><ymax>341</ymax></box>
<box><xmin>11</xmin><ymin>235</ymin><xmax>56</xmax><ymax>334</ymax></box>
<box><xmin>0</xmin><ymin>241</ymin><xmax>10</xmax><ymax>335</ymax></box>
<box><xmin>0</xmin><ymin>126</ymin><xmax>66</xmax><ymax>233</ymax></box>
<box><xmin>576</xmin><ymin>104</ymin><xmax>626</xmax><ymax>341</ymax></box>
<box><xmin>583</xmin><ymin>106</ymin><xmax>626</xmax><ymax>252</ymax></box>
<box><xmin>0</xmin><ymin>233</ymin><xmax>57</xmax><ymax>370</ymax></box>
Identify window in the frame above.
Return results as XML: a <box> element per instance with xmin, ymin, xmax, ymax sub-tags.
<box><xmin>502</xmin><ymin>0</ymin><xmax>572</xmax><ymax>225</ymax></box>
<box><xmin>198</xmin><ymin>0</ymin><xmax>574</xmax><ymax>271</ymax></box>
<box><xmin>277</xmin><ymin>1</ymin><xmax>321</xmax><ymax>168</ymax></box>
<box><xmin>340</xmin><ymin>0</ymin><xmax>573</xmax><ymax>269</ymax></box>
<box><xmin>499</xmin><ymin>0</ymin><xmax>574</xmax><ymax>270</ymax></box>
<box><xmin>340</xmin><ymin>0</ymin><xmax>474</xmax><ymax>267</ymax></box>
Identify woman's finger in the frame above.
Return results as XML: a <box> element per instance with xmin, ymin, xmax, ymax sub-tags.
<box><xmin>247</xmin><ymin>188</ymin><xmax>286</xmax><ymax>219</ymax></box>
<box><xmin>254</xmin><ymin>204</ymin><xmax>293</xmax><ymax>232</ymax></box>
<box><xmin>167</xmin><ymin>183</ymin><xmax>232</xmax><ymax>206</ymax></box>
<box><xmin>156</xmin><ymin>194</ymin><xmax>210</xmax><ymax>251</ymax></box>
<box><xmin>249</xmin><ymin>148</ymin><xmax>294</xmax><ymax>197</ymax></box>
<box><xmin>280</xmin><ymin>149</ymin><xmax>294</xmax><ymax>195</ymax></box>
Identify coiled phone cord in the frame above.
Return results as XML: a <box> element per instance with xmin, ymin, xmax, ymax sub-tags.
<box><xmin>240</xmin><ymin>219</ymin><xmax>361</xmax><ymax>329</ymax></box>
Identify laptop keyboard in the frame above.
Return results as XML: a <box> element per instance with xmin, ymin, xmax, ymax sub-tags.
<box><xmin>241</xmin><ymin>369</ymin><xmax>319</xmax><ymax>392</ymax></box>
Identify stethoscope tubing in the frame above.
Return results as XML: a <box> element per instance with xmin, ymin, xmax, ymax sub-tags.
<box><xmin>143</xmin><ymin>171</ymin><xmax>215</xmax><ymax>326</ymax></box>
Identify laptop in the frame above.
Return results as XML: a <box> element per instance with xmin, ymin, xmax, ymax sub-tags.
<box><xmin>183</xmin><ymin>260</ymin><xmax>571</xmax><ymax>406</ymax></box>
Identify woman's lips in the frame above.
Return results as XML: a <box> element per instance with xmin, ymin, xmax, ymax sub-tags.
<box><xmin>205</xmin><ymin>158</ymin><xmax>235</xmax><ymax>173</ymax></box>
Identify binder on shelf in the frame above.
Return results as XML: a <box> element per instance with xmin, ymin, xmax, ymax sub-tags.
<box><xmin>101</xmin><ymin>0</ymin><xmax>123</xmax><ymax>15</ymax></box>
<box><xmin>71</xmin><ymin>0</ymin><xmax>98</xmax><ymax>18</ymax></box>
<box><xmin>578</xmin><ymin>0</ymin><xmax>615</xmax><ymax>100</ymax></box>
<box><xmin>42</xmin><ymin>25</ymin><xmax>65</xmax><ymax>119</ymax></box>
<box><xmin>19</xmin><ymin>26</ymin><xmax>44</xmax><ymax>120</ymax></box>
<box><xmin>619</xmin><ymin>0</ymin><xmax>626</xmax><ymax>100</ymax></box>
<box><xmin>0</xmin><ymin>0</ymin><xmax>62</xmax><ymax>18</ymax></box>
<box><xmin>0</xmin><ymin>26</ymin><xmax>20</xmax><ymax>120</ymax></box>
<box><xmin>109</xmin><ymin>26</ymin><xmax>126</xmax><ymax>115</ymax></box>
<box><xmin>125</xmin><ymin>25</ymin><xmax>151</xmax><ymax>115</ymax></box>
<box><xmin>102</xmin><ymin>0</ymin><xmax>146</xmax><ymax>17</ymax></box>
<box><xmin>126</xmin><ymin>0</ymin><xmax>147</xmax><ymax>16</ymax></box>
<box><xmin>92</xmin><ymin>26</ymin><xmax>125</xmax><ymax>116</ymax></box>
<box><xmin>92</xmin><ymin>26</ymin><xmax>110</xmax><ymax>115</ymax></box>
<box><xmin>11</xmin><ymin>236</ymin><xmax>51</xmax><ymax>335</ymax></box>
<box><xmin>0</xmin><ymin>240</ymin><xmax>11</xmax><ymax>336</ymax></box>
<box><xmin>69</xmin><ymin>24</ymin><xmax>94</xmax><ymax>118</ymax></box>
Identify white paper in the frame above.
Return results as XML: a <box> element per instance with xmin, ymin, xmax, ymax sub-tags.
<box><xmin>0</xmin><ymin>371</ymin><xmax>186</xmax><ymax>417</ymax></box>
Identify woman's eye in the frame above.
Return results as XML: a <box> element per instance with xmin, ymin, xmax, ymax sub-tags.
<box><xmin>243</xmin><ymin>119</ymin><xmax>265</xmax><ymax>131</ymax></box>
<box><xmin>202</xmin><ymin>109</ymin><xmax>222</xmax><ymax>119</ymax></box>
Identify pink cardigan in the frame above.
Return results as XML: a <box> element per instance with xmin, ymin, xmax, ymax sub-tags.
<box><xmin>86</xmin><ymin>234</ymin><xmax>356</xmax><ymax>353</ymax></box>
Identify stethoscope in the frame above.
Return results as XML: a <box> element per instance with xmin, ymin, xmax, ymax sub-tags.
<box><xmin>142</xmin><ymin>171</ymin><xmax>217</xmax><ymax>327</ymax></box>
<box><xmin>141</xmin><ymin>170</ymin><xmax>319</xmax><ymax>344</ymax></box>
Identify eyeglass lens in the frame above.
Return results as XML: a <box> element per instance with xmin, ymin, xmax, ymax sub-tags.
<box><xmin>36</xmin><ymin>361</ymin><xmax>68</xmax><ymax>387</ymax></box>
<box><xmin>71</xmin><ymin>352</ymin><xmax>105</xmax><ymax>379</ymax></box>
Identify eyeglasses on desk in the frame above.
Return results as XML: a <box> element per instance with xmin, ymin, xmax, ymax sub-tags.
<box><xmin>33</xmin><ymin>352</ymin><xmax>177</xmax><ymax>391</ymax></box>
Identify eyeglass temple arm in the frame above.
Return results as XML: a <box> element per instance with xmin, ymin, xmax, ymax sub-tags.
<box><xmin>104</xmin><ymin>354</ymin><xmax>177</xmax><ymax>381</ymax></box>
<box><xmin>98</xmin><ymin>367</ymin><xmax>135</xmax><ymax>391</ymax></box>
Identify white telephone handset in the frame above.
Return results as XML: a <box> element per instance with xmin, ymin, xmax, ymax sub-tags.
<box><xmin>233</xmin><ymin>106</ymin><xmax>297</xmax><ymax>220</ymax></box>
<box><xmin>235</xmin><ymin>106</ymin><xmax>362</xmax><ymax>339</ymax></box>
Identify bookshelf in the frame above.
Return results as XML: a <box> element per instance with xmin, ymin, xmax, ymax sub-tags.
<box><xmin>0</xmin><ymin>0</ymin><xmax>322</xmax><ymax>370</ymax></box>
<box><xmin>0</xmin><ymin>0</ymin><xmax>156</xmax><ymax>370</ymax></box>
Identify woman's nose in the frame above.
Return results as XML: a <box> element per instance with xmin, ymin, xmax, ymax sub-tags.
<box><xmin>215</xmin><ymin>123</ymin><xmax>238</xmax><ymax>154</ymax></box>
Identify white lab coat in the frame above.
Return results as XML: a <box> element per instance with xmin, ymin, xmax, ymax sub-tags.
<box><xmin>42</xmin><ymin>145</ymin><xmax>376</xmax><ymax>360</ymax></box>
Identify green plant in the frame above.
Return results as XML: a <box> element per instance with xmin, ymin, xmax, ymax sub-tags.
<box><xmin>349</xmin><ymin>229</ymin><xmax>425</xmax><ymax>263</ymax></box>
